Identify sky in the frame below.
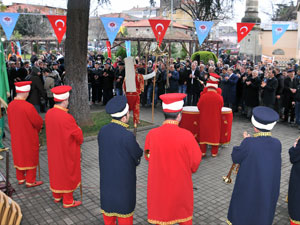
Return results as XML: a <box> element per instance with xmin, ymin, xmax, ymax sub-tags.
<box><xmin>2</xmin><ymin>0</ymin><xmax>298</xmax><ymax>26</ymax></box>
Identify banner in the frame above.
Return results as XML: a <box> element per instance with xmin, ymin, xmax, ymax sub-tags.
<box><xmin>261</xmin><ymin>55</ymin><xmax>274</xmax><ymax>64</ymax></box>
<box><xmin>101</xmin><ymin>17</ymin><xmax>124</xmax><ymax>45</ymax></box>
<box><xmin>106</xmin><ymin>41</ymin><xmax>111</xmax><ymax>58</ymax></box>
<box><xmin>272</xmin><ymin>24</ymin><xmax>289</xmax><ymax>45</ymax></box>
<box><xmin>0</xmin><ymin>13</ymin><xmax>19</xmax><ymax>40</ymax></box>
<box><xmin>125</xmin><ymin>41</ymin><xmax>131</xmax><ymax>57</ymax></box>
<box><xmin>10</xmin><ymin>41</ymin><xmax>15</xmax><ymax>54</ymax></box>
<box><xmin>149</xmin><ymin>19</ymin><xmax>171</xmax><ymax>47</ymax></box>
<box><xmin>16</xmin><ymin>41</ymin><xmax>21</xmax><ymax>55</ymax></box>
<box><xmin>237</xmin><ymin>23</ymin><xmax>255</xmax><ymax>43</ymax></box>
<box><xmin>0</xmin><ymin>41</ymin><xmax>10</xmax><ymax>104</ymax></box>
<box><xmin>194</xmin><ymin>21</ymin><xmax>214</xmax><ymax>46</ymax></box>
<box><xmin>47</xmin><ymin>15</ymin><xmax>67</xmax><ymax>44</ymax></box>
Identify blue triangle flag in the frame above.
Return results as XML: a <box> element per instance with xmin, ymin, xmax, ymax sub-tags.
<box><xmin>101</xmin><ymin>17</ymin><xmax>124</xmax><ymax>45</ymax></box>
<box><xmin>272</xmin><ymin>24</ymin><xmax>289</xmax><ymax>45</ymax></box>
<box><xmin>0</xmin><ymin>13</ymin><xmax>19</xmax><ymax>40</ymax></box>
<box><xmin>194</xmin><ymin>21</ymin><xmax>214</xmax><ymax>46</ymax></box>
<box><xmin>125</xmin><ymin>41</ymin><xmax>131</xmax><ymax>57</ymax></box>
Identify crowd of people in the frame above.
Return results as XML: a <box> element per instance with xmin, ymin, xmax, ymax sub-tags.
<box><xmin>3</xmin><ymin>49</ymin><xmax>300</xmax><ymax>225</ymax></box>
<box><xmin>6</xmin><ymin>50</ymin><xmax>300</xmax><ymax>130</ymax></box>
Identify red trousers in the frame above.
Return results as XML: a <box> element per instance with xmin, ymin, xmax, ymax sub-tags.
<box><xmin>16</xmin><ymin>168</ymin><xmax>36</xmax><ymax>185</ymax></box>
<box><xmin>102</xmin><ymin>214</ymin><xmax>133</xmax><ymax>225</ymax></box>
<box><xmin>52</xmin><ymin>192</ymin><xmax>74</xmax><ymax>207</ymax></box>
<box><xmin>126</xmin><ymin>94</ymin><xmax>140</xmax><ymax>124</ymax></box>
<box><xmin>200</xmin><ymin>144</ymin><xmax>219</xmax><ymax>155</ymax></box>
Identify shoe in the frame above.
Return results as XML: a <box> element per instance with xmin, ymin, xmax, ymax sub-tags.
<box><xmin>212</xmin><ymin>154</ymin><xmax>218</xmax><ymax>157</ymax></box>
<box><xmin>63</xmin><ymin>201</ymin><xmax>82</xmax><ymax>208</ymax></box>
<box><xmin>18</xmin><ymin>180</ymin><xmax>25</xmax><ymax>185</ymax></box>
<box><xmin>202</xmin><ymin>152</ymin><xmax>206</xmax><ymax>157</ymax></box>
<box><xmin>26</xmin><ymin>181</ymin><xmax>43</xmax><ymax>188</ymax></box>
<box><xmin>0</xmin><ymin>147</ymin><xmax>9</xmax><ymax>152</ymax></box>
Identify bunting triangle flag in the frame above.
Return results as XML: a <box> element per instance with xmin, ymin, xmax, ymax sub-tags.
<box><xmin>125</xmin><ymin>41</ymin><xmax>131</xmax><ymax>57</ymax></box>
<box><xmin>149</xmin><ymin>19</ymin><xmax>171</xmax><ymax>47</ymax></box>
<box><xmin>272</xmin><ymin>24</ymin><xmax>289</xmax><ymax>45</ymax></box>
<box><xmin>0</xmin><ymin>13</ymin><xmax>20</xmax><ymax>40</ymax></box>
<box><xmin>194</xmin><ymin>21</ymin><xmax>214</xmax><ymax>46</ymax></box>
<box><xmin>236</xmin><ymin>23</ymin><xmax>255</xmax><ymax>43</ymax></box>
<box><xmin>101</xmin><ymin>17</ymin><xmax>124</xmax><ymax>45</ymax></box>
<box><xmin>47</xmin><ymin>15</ymin><xmax>67</xmax><ymax>44</ymax></box>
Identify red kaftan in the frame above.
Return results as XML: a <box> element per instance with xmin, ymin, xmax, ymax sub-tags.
<box><xmin>144</xmin><ymin>122</ymin><xmax>202</xmax><ymax>224</ymax></box>
<box><xmin>197</xmin><ymin>89</ymin><xmax>223</xmax><ymax>145</ymax></box>
<box><xmin>7</xmin><ymin>99</ymin><xmax>43</xmax><ymax>170</ymax></box>
<box><xmin>45</xmin><ymin>105</ymin><xmax>83</xmax><ymax>193</ymax></box>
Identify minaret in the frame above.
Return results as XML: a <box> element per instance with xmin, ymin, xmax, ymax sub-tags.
<box><xmin>239</xmin><ymin>0</ymin><xmax>262</xmax><ymax>63</ymax></box>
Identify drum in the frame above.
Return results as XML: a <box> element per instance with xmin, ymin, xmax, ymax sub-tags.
<box><xmin>179</xmin><ymin>106</ymin><xmax>200</xmax><ymax>143</ymax></box>
<box><xmin>220</xmin><ymin>107</ymin><xmax>233</xmax><ymax>144</ymax></box>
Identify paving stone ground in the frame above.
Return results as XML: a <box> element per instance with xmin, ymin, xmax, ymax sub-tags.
<box><xmin>0</xmin><ymin>105</ymin><xmax>298</xmax><ymax>225</ymax></box>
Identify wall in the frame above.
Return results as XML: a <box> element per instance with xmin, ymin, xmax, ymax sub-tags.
<box><xmin>261</xmin><ymin>30</ymin><xmax>297</xmax><ymax>60</ymax></box>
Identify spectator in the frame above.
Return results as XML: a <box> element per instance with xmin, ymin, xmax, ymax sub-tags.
<box><xmin>44</xmin><ymin>68</ymin><xmax>55</xmax><ymax>109</ymax></box>
<box><xmin>187</xmin><ymin>62</ymin><xmax>201</xmax><ymax>106</ymax></box>
<box><xmin>91</xmin><ymin>62</ymin><xmax>103</xmax><ymax>104</ymax></box>
<box><xmin>283</xmin><ymin>69</ymin><xmax>298</xmax><ymax>123</ymax></box>
<box><xmin>102</xmin><ymin>63</ymin><xmax>114</xmax><ymax>105</ymax></box>
<box><xmin>221</xmin><ymin>67</ymin><xmax>239</xmax><ymax>110</ymax></box>
<box><xmin>165</xmin><ymin>64</ymin><xmax>179</xmax><ymax>93</ymax></box>
<box><xmin>261</xmin><ymin>70</ymin><xmax>278</xmax><ymax>109</ymax></box>
<box><xmin>114</xmin><ymin>62</ymin><xmax>125</xmax><ymax>96</ymax></box>
<box><xmin>244</xmin><ymin>70</ymin><xmax>261</xmax><ymax>118</ymax></box>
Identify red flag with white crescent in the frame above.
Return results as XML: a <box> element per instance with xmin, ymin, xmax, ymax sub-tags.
<box><xmin>47</xmin><ymin>15</ymin><xmax>67</xmax><ymax>44</ymax></box>
<box><xmin>149</xmin><ymin>19</ymin><xmax>171</xmax><ymax>47</ymax></box>
<box><xmin>106</xmin><ymin>41</ymin><xmax>112</xmax><ymax>58</ymax></box>
<box><xmin>237</xmin><ymin>23</ymin><xmax>255</xmax><ymax>43</ymax></box>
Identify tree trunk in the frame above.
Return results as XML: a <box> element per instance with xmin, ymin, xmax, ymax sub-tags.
<box><xmin>65</xmin><ymin>0</ymin><xmax>93</xmax><ymax>126</ymax></box>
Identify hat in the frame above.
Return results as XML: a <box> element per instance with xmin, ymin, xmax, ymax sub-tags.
<box><xmin>42</xmin><ymin>68</ymin><xmax>51</xmax><ymax>73</ymax></box>
<box><xmin>160</xmin><ymin>93</ymin><xmax>186</xmax><ymax>113</ymax></box>
<box><xmin>15</xmin><ymin>81</ymin><xmax>32</xmax><ymax>93</ymax></box>
<box><xmin>118</xmin><ymin>62</ymin><xmax>125</xmax><ymax>66</ymax></box>
<box><xmin>287</xmin><ymin>69</ymin><xmax>294</xmax><ymax>73</ymax></box>
<box><xmin>52</xmin><ymin>61</ymin><xmax>58</xmax><ymax>66</ymax></box>
<box><xmin>51</xmin><ymin>85</ymin><xmax>72</xmax><ymax>102</ymax></box>
<box><xmin>251</xmin><ymin>106</ymin><xmax>279</xmax><ymax>131</ymax></box>
<box><xmin>209</xmin><ymin>73</ymin><xmax>221</xmax><ymax>82</ymax></box>
<box><xmin>106</xmin><ymin>96</ymin><xmax>129</xmax><ymax>118</ymax></box>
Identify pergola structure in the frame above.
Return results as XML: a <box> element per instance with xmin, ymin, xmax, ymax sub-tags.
<box><xmin>104</xmin><ymin>37</ymin><xmax>222</xmax><ymax>59</ymax></box>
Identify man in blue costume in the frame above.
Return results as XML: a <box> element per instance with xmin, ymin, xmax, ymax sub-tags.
<box><xmin>227</xmin><ymin>106</ymin><xmax>281</xmax><ymax>225</ymax></box>
<box><xmin>288</xmin><ymin>137</ymin><xmax>300</xmax><ymax>225</ymax></box>
<box><xmin>98</xmin><ymin>96</ymin><xmax>143</xmax><ymax>225</ymax></box>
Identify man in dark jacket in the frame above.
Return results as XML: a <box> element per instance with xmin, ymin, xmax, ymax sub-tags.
<box><xmin>187</xmin><ymin>62</ymin><xmax>202</xmax><ymax>106</ymax></box>
<box><xmin>261</xmin><ymin>70</ymin><xmax>278</xmax><ymax>109</ymax></box>
<box><xmin>165</xmin><ymin>64</ymin><xmax>179</xmax><ymax>93</ymax></box>
<box><xmin>221</xmin><ymin>68</ymin><xmax>239</xmax><ymax>110</ymax></box>
<box><xmin>91</xmin><ymin>62</ymin><xmax>103</xmax><ymax>104</ymax></box>
<box><xmin>115</xmin><ymin>62</ymin><xmax>125</xmax><ymax>96</ymax></box>
<box><xmin>275</xmin><ymin>67</ymin><xmax>284</xmax><ymax>116</ymax></box>
<box><xmin>26</xmin><ymin>66</ymin><xmax>46</xmax><ymax>112</ymax></box>
<box><xmin>102</xmin><ymin>63</ymin><xmax>114</xmax><ymax>105</ymax></box>
<box><xmin>244</xmin><ymin>70</ymin><xmax>261</xmax><ymax>118</ymax></box>
<box><xmin>98</xmin><ymin>96</ymin><xmax>142</xmax><ymax>225</ymax></box>
<box><xmin>283</xmin><ymin>69</ymin><xmax>298</xmax><ymax>123</ymax></box>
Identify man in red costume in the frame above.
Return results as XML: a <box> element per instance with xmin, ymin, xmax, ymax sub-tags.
<box><xmin>197</xmin><ymin>73</ymin><xmax>224</xmax><ymax>157</ymax></box>
<box><xmin>145</xmin><ymin>93</ymin><xmax>202</xmax><ymax>225</ymax></box>
<box><xmin>7</xmin><ymin>81</ymin><xmax>43</xmax><ymax>187</ymax></box>
<box><xmin>45</xmin><ymin>85</ymin><xmax>83</xmax><ymax>208</ymax></box>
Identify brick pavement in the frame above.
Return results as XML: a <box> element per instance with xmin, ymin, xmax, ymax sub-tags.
<box><xmin>0</xmin><ymin>106</ymin><xmax>297</xmax><ymax>225</ymax></box>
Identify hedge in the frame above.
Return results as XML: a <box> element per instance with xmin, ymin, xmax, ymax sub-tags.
<box><xmin>191</xmin><ymin>51</ymin><xmax>218</xmax><ymax>65</ymax></box>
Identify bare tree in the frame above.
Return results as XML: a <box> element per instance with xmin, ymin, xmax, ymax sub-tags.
<box><xmin>176</xmin><ymin>0</ymin><xmax>237</xmax><ymax>21</ymax></box>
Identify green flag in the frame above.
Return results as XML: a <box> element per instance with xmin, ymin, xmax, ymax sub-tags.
<box><xmin>0</xmin><ymin>40</ymin><xmax>9</xmax><ymax>104</ymax></box>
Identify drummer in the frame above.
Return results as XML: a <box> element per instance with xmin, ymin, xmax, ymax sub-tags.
<box><xmin>197</xmin><ymin>73</ymin><xmax>224</xmax><ymax>157</ymax></box>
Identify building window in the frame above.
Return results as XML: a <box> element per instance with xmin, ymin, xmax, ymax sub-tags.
<box><xmin>147</xmin><ymin>29</ymin><xmax>149</xmax><ymax>31</ymax></box>
<box><xmin>136</xmin><ymin>29</ymin><xmax>139</xmax><ymax>31</ymax></box>
<box><xmin>272</xmin><ymin>49</ymin><xmax>285</xmax><ymax>55</ymax></box>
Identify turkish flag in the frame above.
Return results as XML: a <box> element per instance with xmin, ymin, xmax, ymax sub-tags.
<box><xmin>237</xmin><ymin>23</ymin><xmax>255</xmax><ymax>43</ymax></box>
<box><xmin>106</xmin><ymin>41</ymin><xmax>111</xmax><ymax>58</ymax></box>
<box><xmin>149</xmin><ymin>19</ymin><xmax>171</xmax><ymax>46</ymax></box>
<box><xmin>47</xmin><ymin>15</ymin><xmax>67</xmax><ymax>44</ymax></box>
